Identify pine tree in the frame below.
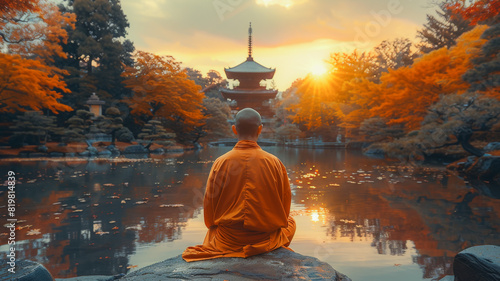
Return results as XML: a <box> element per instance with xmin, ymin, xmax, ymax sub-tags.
<box><xmin>93</xmin><ymin>107</ymin><xmax>124</xmax><ymax>145</ymax></box>
<box><xmin>374</xmin><ymin>38</ymin><xmax>418</xmax><ymax>73</ymax></box>
<box><xmin>57</xmin><ymin>0</ymin><xmax>135</xmax><ymax>106</ymax></box>
<box><xmin>463</xmin><ymin>23</ymin><xmax>500</xmax><ymax>97</ymax></box>
<box><xmin>9</xmin><ymin>111</ymin><xmax>60</xmax><ymax>147</ymax></box>
<box><xmin>138</xmin><ymin>120</ymin><xmax>175</xmax><ymax>141</ymax></box>
<box><xmin>64</xmin><ymin>109</ymin><xmax>94</xmax><ymax>142</ymax></box>
<box><xmin>417</xmin><ymin>3</ymin><xmax>472</xmax><ymax>53</ymax></box>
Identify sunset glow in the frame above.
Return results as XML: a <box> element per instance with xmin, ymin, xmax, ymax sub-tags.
<box><xmin>310</xmin><ymin>63</ymin><xmax>327</xmax><ymax>76</ymax></box>
<box><xmin>120</xmin><ymin>0</ymin><xmax>435</xmax><ymax>90</ymax></box>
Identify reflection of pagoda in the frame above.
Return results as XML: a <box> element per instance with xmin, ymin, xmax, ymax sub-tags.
<box><xmin>221</xmin><ymin>23</ymin><xmax>278</xmax><ymax>118</ymax></box>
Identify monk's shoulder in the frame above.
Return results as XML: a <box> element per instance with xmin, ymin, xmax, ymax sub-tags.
<box><xmin>258</xmin><ymin>149</ymin><xmax>284</xmax><ymax>167</ymax></box>
<box><xmin>212</xmin><ymin>149</ymin><xmax>238</xmax><ymax>166</ymax></box>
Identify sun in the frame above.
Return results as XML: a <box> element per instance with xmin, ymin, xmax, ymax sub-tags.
<box><xmin>310</xmin><ymin>63</ymin><xmax>327</xmax><ymax>76</ymax></box>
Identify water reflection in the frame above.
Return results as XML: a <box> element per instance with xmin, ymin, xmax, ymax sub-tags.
<box><xmin>279</xmin><ymin>148</ymin><xmax>500</xmax><ymax>280</ymax></box>
<box><xmin>0</xmin><ymin>155</ymin><xmax>209</xmax><ymax>277</ymax></box>
<box><xmin>0</xmin><ymin>148</ymin><xmax>499</xmax><ymax>280</ymax></box>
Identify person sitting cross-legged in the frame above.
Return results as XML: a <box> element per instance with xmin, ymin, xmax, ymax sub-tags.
<box><xmin>182</xmin><ymin>108</ymin><xmax>296</xmax><ymax>262</ymax></box>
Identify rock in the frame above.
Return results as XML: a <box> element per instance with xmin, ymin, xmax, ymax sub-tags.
<box><xmin>50</xmin><ymin>152</ymin><xmax>65</xmax><ymax>157</ymax></box>
<box><xmin>346</xmin><ymin>141</ymin><xmax>372</xmax><ymax>150</ymax></box>
<box><xmin>87</xmin><ymin>147</ymin><xmax>98</xmax><ymax>155</ymax></box>
<box><xmin>55</xmin><ymin>275</ymin><xmax>120</xmax><ymax>281</ymax></box>
<box><xmin>37</xmin><ymin>145</ymin><xmax>48</xmax><ymax>152</ymax></box>
<box><xmin>0</xmin><ymin>259</ymin><xmax>53</xmax><ymax>281</ymax></box>
<box><xmin>440</xmin><ymin>245</ymin><xmax>500</xmax><ymax>281</ymax></box>
<box><xmin>123</xmin><ymin>145</ymin><xmax>148</xmax><ymax>154</ymax></box>
<box><xmin>79</xmin><ymin>151</ymin><xmax>90</xmax><ymax>157</ymax></box>
<box><xmin>80</xmin><ymin>147</ymin><xmax>98</xmax><ymax>157</ymax></box>
<box><xmin>65</xmin><ymin>152</ymin><xmax>76</xmax><ymax>157</ymax></box>
<box><xmin>19</xmin><ymin>151</ymin><xmax>30</xmax><ymax>157</ymax></box>
<box><xmin>107</xmin><ymin>145</ymin><xmax>120</xmax><ymax>154</ymax></box>
<box><xmin>121</xmin><ymin>248</ymin><xmax>351</xmax><ymax>281</ymax></box>
<box><xmin>150</xmin><ymin>148</ymin><xmax>165</xmax><ymax>154</ymax></box>
<box><xmin>447</xmin><ymin>156</ymin><xmax>477</xmax><ymax>173</ymax></box>
<box><xmin>166</xmin><ymin>148</ymin><xmax>184</xmax><ymax>153</ymax></box>
<box><xmin>484</xmin><ymin>142</ymin><xmax>500</xmax><ymax>152</ymax></box>
<box><xmin>98</xmin><ymin>150</ymin><xmax>112</xmax><ymax>156</ymax></box>
<box><xmin>363</xmin><ymin>148</ymin><xmax>385</xmax><ymax>155</ymax></box>
<box><xmin>58</xmin><ymin>143</ymin><xmax>68</xmax><ymax>147</ymax></box>
<box><xmin>30</xmin><ymin>153</ymin><xmax>48</xmax><ymax>157</ymax></box>
<box><xmin>465</xmin><ymin>155</ymin><xmax>500</xmax><ymax>181</ymax></box>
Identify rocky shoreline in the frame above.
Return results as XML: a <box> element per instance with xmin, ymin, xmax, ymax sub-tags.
<box><xmin>447</xmin><ymin>143</ymin><xmax>500</xmax><ymax>189</ymax></box>
<box><xmin>0</xmin><ymin>141</ymin><xmax>197</xmax><ymax>160</ymax></box>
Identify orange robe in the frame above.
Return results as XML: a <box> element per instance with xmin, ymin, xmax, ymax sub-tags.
<box><xmin>182</xmin><ymin>140</ymin><xmax>296</xmax><ymax>262</ymax></box>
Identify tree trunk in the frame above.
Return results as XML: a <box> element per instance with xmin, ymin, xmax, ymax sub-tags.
<box><xmin>111</xmin><ymin>129</ymin><xmax>116</xmax><ymax>146</ymax></box>
<box><xmin>87</xmin><ymin>56</ymin><xmax>93</xmax><ymax>75</ymax></box>
<box><xmin>457</xmin><ymin>131</ymin><xmax>484</xmax><ymax>157</ymax></box>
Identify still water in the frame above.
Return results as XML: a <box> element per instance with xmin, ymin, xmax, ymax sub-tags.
<box><xmin>1</xmin><ymin>147</ymin><xmax>499</xmax><ymax>280</ymax></box>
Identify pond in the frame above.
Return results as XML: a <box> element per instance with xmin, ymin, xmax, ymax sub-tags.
<box><xmin>1</xmin><ymin>147</ymin><xmax>499</xmax><ymax>280</ymax></box>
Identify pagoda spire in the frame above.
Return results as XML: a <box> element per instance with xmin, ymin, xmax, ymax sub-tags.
<box><xmin>247</xmin><ymin>22</ymin><xmax>253</xmax><ymax>61</ymax></box>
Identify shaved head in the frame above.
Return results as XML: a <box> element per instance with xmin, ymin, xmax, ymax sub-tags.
<box><xmin>234</xmin><ymin>108</ymin><xmax>262</xmax><ymax>138</ymax></box>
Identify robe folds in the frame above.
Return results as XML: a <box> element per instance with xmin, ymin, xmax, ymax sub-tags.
<box><xmin>182</xmin><ymin>140</ymin><xmax>296</xmax><ymax>262</ymax></box>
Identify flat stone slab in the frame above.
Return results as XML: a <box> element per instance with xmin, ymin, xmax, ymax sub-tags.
<box><xmin>121</xmin><ymin>248</ymin><xmax>351</xmax><ymax>281</ymax></box>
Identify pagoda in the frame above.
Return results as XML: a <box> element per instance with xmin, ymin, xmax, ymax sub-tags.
<box><xmin>221</xmin><ymin>23</ymin><xmax>278</xmax><ymax>118</ymax></box>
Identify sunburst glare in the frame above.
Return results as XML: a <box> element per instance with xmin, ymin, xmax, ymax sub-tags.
<box><xmin>310</xmin><ymin>63</ymin><xmax>327</xmax><ymax>76</ymax></box>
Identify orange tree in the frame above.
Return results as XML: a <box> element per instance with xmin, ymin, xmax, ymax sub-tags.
<box><xmin>446</xmin><ymin>0</ymin><xmax>500</xmax><ymax>25</ymax></box>
<box><xmin>0</xmin><ymin>0</ymin><xmax>75</xmax><ymax>114</ymax></box>
<box><xmin>122</xmin><ymin>51</ymin><xmax>205</xmax><ymax>143</ymax></box>
<box><xmin>0</xmin><ymin>0</ymin><xmax>38</xmax><ymax>14</ymax></box>
<box><xmin>368</xmin><ymin>25</ymin><xmax>489</xmax><ymax>131</ymax></box>
<box><xmin>288</xmin><ymin>51</ymin><xmax>378</xmax><ymax>140</ymax></box>
<box><xmin>447</xmin><ymin>0</ymin><xmax>500</xmax><ymax>98</ymax></box>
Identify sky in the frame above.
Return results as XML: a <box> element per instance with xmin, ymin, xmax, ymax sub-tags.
<box><xmin>120</xmin><ymin>0</ymin><xmax>438</xmax><ymax>90</ymax></box>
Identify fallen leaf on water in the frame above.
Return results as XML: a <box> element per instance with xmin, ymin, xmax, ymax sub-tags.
<box><xmin>27</xmin><ymin>229</ymin><xmax>41</xmax><ymax>235</ymax></box>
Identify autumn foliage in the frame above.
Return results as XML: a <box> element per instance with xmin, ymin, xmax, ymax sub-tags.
<box><xmin>369</xmin><ymin>25</ymin><xmax>489</xmax><ymax>130</ymax></box>
<box><xmin>0</xmin><ymin>0</ymin><xmax>75</xmax><ymax>114</ymax></box>
<box><xmin>446</xmin><ymin>0</ymin><xmax>500</xmax><ymax>25</ymax></box>
<box><xmin>122</xmin><ymin>51</ymin><xmax>205</xmax><ymax>129</ymax></box>
<box><xmin>0</xmin><ymin>54</ymin><xmax>73</xmax><ymax>113</ymax></box>
<box><xmin>289</xmin><ymin>52</ymin><xmax>377</xmax><ymax>130</ymax></box>
<box><xmin>0</xmin><ymin>0</ymin><xmax>38</xmax><ymax>13</ymax></box>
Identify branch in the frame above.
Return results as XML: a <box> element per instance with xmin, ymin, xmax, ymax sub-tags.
<box><xmin>430</xmin><ymin>141</ymin><xmax>460</xmax><ymax>149</ymax></box>
<box><xmin>0</xmin><ymin>32</ymin><xmax>26</xmax><ymax>44</ymax></box>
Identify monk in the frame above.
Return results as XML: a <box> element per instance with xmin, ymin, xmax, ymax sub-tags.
<box><xmin>182</xmin><ymin>108</ymin><xmax>296</xmax><ymax>262</ymax></box>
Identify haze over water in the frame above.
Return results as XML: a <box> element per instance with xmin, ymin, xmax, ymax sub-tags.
<box><xmin>1</xmin><ymin>147</ymin><xmax>499</xmax><ymax>280</ymax></box>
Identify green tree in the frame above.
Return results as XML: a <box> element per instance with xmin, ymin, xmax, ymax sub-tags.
<box><xmin>382</xmin><ymin>93</ymin><xmax>500</xmax><ymax>158</ymax></box>
<box><xmin>138</xmin><ymin>120</ymin><xmax>175</xmax><ymax>141</ymax></box>
<box><xmin>93</xmin><ymin>107</ymin><xmax>124</xmax><ymax>145</ymax></box>
<box><xmin>200</xmin><ymin>97</ymin><xmax>232</xmax><ymax>141</ymax></box>
<box><xmin>462</xmin><ymin>23</ymin><xmax>500</xmax><ymax>97</ymax></box>
<box><xmin>360</xmin><ymin>117</ymin><xmax>405</xmax><ymax>142</ymax></box>
<box><xmin>64</xmin><ymin>109</ymin><xmax>94</xmax><ymax>142</ymax></box>
<box><xmin>186</xmin><ymin>68</ymin><xmax>226</xmax><ymax>100</ymax></box>
<box><xmin>9</xmin><ymin>111</ymin><xmax>61</xmax><ymax>147</ymax></box>
<box><xmin>417</xmin><ymin>3</ymin><xmax>472</xmax><ymax>53</ymax></box>
<box><xmin>58</xmin><ymin>0</ymin><xmax>134</xmax><ymax>106</ymax></box>
<box><xmin>374</xmin><ymin>38</ymin><xmax>418</xmax><ymax>74</ymax></box>
<box><xmin>275</xmin><ymin>124</ymin><xmax>302</xmax><ymax>144</ymax></box>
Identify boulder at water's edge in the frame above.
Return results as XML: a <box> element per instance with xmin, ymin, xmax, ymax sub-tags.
<box><xmin>121</xmin><ymin>248</ymin><xmax>351</xmax><ymax>281</ymax></box>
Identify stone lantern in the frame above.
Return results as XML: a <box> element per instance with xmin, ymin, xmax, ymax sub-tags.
<box><xmin>86</xmin><ymin>93</ymin><xmax>105</xmax><ymax>118</ymax></box>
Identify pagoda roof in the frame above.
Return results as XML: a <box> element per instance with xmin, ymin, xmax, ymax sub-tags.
<box><xmin>225</xmin><ymin>57</ymin><xmax>275</xmax><ymax>74</ymax></box>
